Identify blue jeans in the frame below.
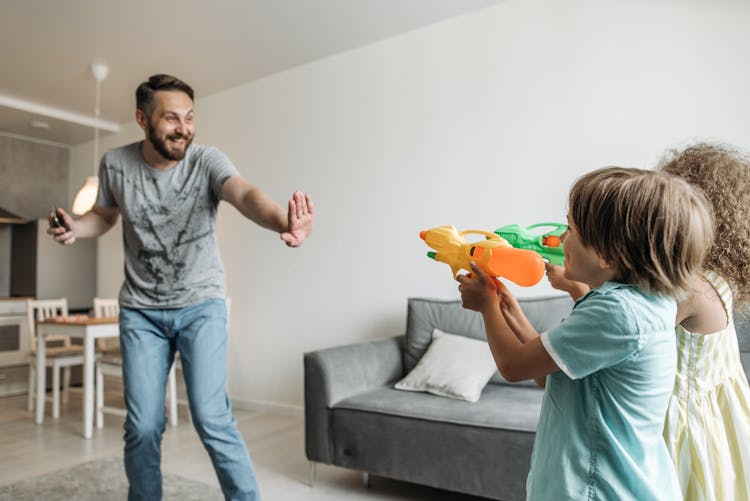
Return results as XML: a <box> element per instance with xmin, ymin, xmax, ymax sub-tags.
<box><xmin>119</xmin><ymin>299</ymin><xmax>260</xmax><ymax>501</ymax></box>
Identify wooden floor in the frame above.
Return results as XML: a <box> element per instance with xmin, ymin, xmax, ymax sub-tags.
<box><xmin>0</xmin><ymin>391</ymin><xmax>489</xmax><ymax>500</ymax></box>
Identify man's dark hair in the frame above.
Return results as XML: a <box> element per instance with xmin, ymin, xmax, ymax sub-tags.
<box><xmin>136</xmin><ymin>74</ymin><xmax>194</xmax><ymax>116</ymax></box>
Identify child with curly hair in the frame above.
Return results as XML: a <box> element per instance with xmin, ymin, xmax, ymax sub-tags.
<box><xmin>659</xmin><ymin>143</ymin><xmax>750</xmax><ymax>501</ymax></box>
<box><xmin>458</xmin><ymin>167</ymin><xmax>713</xmax><ymax>500</ymax></box>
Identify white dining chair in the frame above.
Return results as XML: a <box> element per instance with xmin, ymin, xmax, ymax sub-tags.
<box><xmin>93</xmin><ymin>297</ymin><xmax>120</xmax><ymax>353</ymax></box>
<box><xmin>27</xmin><ymin>298</ymin><xmax>85</xmax><ymax>419</ymax></box>
<box><xmin>94</xmin><ymin>297</ymin><xmax>178</xmax><ymax>428</ymax></box>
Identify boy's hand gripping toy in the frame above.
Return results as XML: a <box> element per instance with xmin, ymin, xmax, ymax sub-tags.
<box><xmin>494</xmin><ymin>223</ymin><xmax>567</xmax><ymax>266</ymax></box>
<box><xmin>420</xmin><ymin>226</ymin><xmax>545</xmax><ymax>287</ymax></box>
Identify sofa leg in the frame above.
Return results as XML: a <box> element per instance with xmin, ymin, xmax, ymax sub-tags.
<box><xmin>308</xmin><ymin>461</ymin><xmax>316</xmax><ymax>487</ymax></box>
<box><xmin>362</xmin><ymin>472</ymin><xmax>371</xmax><ymax>489</ymax></box>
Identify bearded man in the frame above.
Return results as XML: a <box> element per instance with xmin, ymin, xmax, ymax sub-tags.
<box><xmin>48</xmin><ymin>74</ymin><xmax>314</xmax><ymax>501</ymax></box>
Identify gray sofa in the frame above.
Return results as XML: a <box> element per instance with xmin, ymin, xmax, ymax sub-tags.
<box><xmin>304</xmin><ymin>296</ymin><xmax>750</xmax><ymax>500</ymax></box>
<box><xmin>304</xmin><ymin>296</ymin><xmax>573</xmax><ymax>500</ymax></box>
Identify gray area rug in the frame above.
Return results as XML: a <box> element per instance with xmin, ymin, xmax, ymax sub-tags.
<box><xmin>0</xmin><ymin>457</ymin><xmax>223</xmax><ymax>500</ymax></box>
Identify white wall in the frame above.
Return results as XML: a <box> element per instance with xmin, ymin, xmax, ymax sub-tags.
<box><xmin>70</xmin><ymin>0</ymin><xmax>750</xmax><ymax>410</ymax></box>
<box><xmin>35</xmin><ymin>222</ymin><xmax>96</xmax><ymax>310</ymax></box>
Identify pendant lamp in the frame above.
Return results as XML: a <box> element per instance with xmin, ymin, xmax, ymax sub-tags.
<box><xmin>72</xmin><ymin>63</ymin><xmax>109</xmax><ymax>215</ymax></box>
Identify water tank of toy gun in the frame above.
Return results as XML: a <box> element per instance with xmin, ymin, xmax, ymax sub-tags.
<box><xmin>470</xmin><ymin>246</ymin><xmax>545</xmax><ymax>287</ymax></box>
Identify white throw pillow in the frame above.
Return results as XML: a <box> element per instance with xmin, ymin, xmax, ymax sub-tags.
<box><xmin>394</xmin><ymin>328</ymin><xmax>497</xmax><ymax>403</ymax></box>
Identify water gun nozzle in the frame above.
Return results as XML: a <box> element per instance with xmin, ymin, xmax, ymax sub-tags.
<box><xmin>543</xmin><ymin>235</ymin><xmax>561</xmax><ymax>248</ymax></box>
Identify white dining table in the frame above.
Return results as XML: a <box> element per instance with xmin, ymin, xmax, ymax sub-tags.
<box><xmin>35</xmin><ymin>316</ymin><xmax>119</xmax><ymax>439</ymax></box>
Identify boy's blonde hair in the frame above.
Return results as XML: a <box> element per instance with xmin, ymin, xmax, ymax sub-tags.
<box><xmin>569</xmin><ymin>167</ymin><xmax>713</xmax><ymax>297</ymax></box>
<box><xmin>659</xmin><ymin>143</ymin><xmax>750</xmax><ymax>307</ymax></box>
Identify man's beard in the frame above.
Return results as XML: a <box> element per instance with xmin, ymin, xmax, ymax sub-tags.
<box><xmin>147</xmin><ymin>121</ymin><xmax>194</xmax><ymax>161</ymax></box>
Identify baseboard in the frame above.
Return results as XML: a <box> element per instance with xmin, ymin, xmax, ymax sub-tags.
<box><xmin>230</xmin><ymin>396</ymin><xmax>303</xmax><ymax>418</ymax></box>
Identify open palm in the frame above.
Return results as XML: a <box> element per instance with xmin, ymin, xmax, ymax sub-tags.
<box><xmin>281</xmin><ymin>191</ymin><xmax>314</xmax><ymax>247</ymax></box>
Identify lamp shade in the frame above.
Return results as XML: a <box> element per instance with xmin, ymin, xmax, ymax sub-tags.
<box><xmin>72</xmin><ymin>176</ymin><xmax>99</xmax><ymax>215</ymax></box>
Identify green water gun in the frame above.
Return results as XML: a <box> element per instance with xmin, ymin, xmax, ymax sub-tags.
<box><xmin>493</xmin><ymin>223</ymin><xmax>567</xmax><ymax>266</ymax></box>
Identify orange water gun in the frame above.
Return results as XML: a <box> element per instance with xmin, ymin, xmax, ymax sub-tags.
<box><xmin>420</xmin><ymin>226</ymin><xmax>545</xmax><ymax>287</ymax></box>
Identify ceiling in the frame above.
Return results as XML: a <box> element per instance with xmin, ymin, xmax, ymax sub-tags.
<box><xmin>0</xmin><ymin>0</ymin><xmax>502</xmax><ymax>146</ymax></box>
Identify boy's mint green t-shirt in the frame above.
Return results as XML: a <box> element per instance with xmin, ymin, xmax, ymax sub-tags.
<box><xmin>531</xmin><ymin>282</ymin><xmax>680</xmax><ymax>501</ymax></box>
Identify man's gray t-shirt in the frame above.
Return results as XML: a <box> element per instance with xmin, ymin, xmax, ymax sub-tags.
<box><xmin>96</xmin><ymin>141</ymin><xmax>238</xmax><ymax>308</ymax></box>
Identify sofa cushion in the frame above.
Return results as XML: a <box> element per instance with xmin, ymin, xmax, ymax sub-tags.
<box><xmin>335</xmin><ymin>383</ymin><xmax>544</xmax><ymax>432</ymax></box>
<box><xmin>331</xmin><ymin>388</ymin><xmax>539</xmax><ymax>501</ymax></box>
<box><xmin>394</xmin><ymin>328</ymin><xmax>497</xmax><ymax>402</ymax></box>
<box><xmin>404</xmin><ymin>296</ymin><xmax>574</xmax><ymax>385</ymax></box>
<box><xmin>330</xmin><ymin>393</ymin><xmax>537</xmax><ymax>501</ymax></box>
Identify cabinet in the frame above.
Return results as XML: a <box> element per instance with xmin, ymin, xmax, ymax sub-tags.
<box><xmin>0</xmin><ymin>365</ymin><xmax>28</xmax><ymax>397</ymax></box>
<box><xmin>0</xmin><ymin>135</ymin><xmax>68</xmax><ymax>221</ymax></box>
<box><xmin>0</xmin><ymin>134</ymin><xmax>95</xmax><ymax>309</ymax></box>
<box><xmin>0</xmin><ymin>299</ymin><xmax>30</xmax><ymax>397</ymax></box>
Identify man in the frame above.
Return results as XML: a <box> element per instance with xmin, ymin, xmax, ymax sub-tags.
<box><xmin>48</xmin><ymin>74</ymin><xmax>313</xmax><ymax>500</ymax></box>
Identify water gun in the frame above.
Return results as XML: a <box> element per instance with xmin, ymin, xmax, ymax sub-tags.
<box><xmin>493</xmin><ymin>223</ymin><xmax>566</xmax><ymax>266</ymax></box>
<box><xmin>420</xmin><ymin>226</ymin><xmax>545</xmax><ymax>287</ymax></box>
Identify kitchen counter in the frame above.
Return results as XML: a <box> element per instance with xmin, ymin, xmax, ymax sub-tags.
<box><xmin>0</xmin><ymin>299</ymin><xmax>29</xmax><ymax>316</ymax></box>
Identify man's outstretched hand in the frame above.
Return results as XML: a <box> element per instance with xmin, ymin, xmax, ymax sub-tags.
<box><xmin>281</xmin><ymin>191</ymin><xmax>314</xmax><ymax>247</ymax></box>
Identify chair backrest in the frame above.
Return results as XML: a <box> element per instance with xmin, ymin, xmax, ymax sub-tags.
<box><xmin>27</xmin><ymin>298</ymin><xmax>69</xmax><ymax>351</ymax></box>
<box><xmin>93</xmin><ymin>297</ymin><xmax>120</xmax><ymax>352</ymax></box>
<box><xmin>93</xmin><ymin>297</ymin><xmax>119</xmax><ymax>318</ymax></box>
